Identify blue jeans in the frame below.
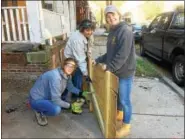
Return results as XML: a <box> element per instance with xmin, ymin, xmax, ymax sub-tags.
<box><xmin>72</xmin><ymin>67</ymin><xmax>83</xmax><ymax>95</ymax></box>
<box><xmin>117</xmin><ymin>76</ymin><xmax>133</xmax><ymax>124</ymax></box>
<box><xmin>29</xmin><ymin>99</ymin><xmax>61</xmax><ymax>116</ymax></box>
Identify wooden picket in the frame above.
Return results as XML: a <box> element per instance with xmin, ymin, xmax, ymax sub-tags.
<box><xmin>88</xmin><ymin>58</ymin><xmax>118</xmax><ymax>138</ymax></box>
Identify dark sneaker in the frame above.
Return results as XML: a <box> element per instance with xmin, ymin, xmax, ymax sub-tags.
<box><xmin>34</xmin><ymin>111</ymin><xmax>48</xmax><ymax>126</ymax></box>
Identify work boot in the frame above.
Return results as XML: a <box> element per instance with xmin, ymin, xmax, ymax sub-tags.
<box><xmin>116</xmin><ymin>123</ymin><xmax>131</xmax><ymax>138</ymax></box>
<box><xmin>117</xmin><ymin>110</ymin><xmax>124</xmax><ymax>121</ymax></box>
<box><xmin>35</xmin><ymin>111</ymin><xmax>48</xmax><ymax>126</ymax></box>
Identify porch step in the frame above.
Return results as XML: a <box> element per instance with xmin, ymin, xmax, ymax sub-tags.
<box><xmin>2</xmin><ymin>43</ymin><xmax>41</xmax><ymax>52</ymax></box>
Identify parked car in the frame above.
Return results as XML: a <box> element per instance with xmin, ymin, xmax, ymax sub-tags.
<box><xmin>140</xmin><ymin>10</ymin><xmax>184</xmax><ymax>86</ymax></box>
<box><xmin>131</xmin><ymin>23</ymin><xmax>142</xmax><ymax>42</ymax></box>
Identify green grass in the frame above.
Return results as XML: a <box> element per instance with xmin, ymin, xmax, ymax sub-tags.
<box><xmin>136</xmin><ymin>57</ymin><xmax>161</xmax><ymax>77</ymax></box>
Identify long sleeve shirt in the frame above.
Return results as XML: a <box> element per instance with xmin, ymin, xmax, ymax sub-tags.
<box><xmin>64</xmin><ymin>30</ymin><xmax>88</xmax><ymax>76</ymax></box>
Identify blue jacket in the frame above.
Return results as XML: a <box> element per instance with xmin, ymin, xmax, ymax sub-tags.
<box><xmin>29</xmin><ymin>67</ymin><xmax>80</xmax><ymax>108</ymax></box>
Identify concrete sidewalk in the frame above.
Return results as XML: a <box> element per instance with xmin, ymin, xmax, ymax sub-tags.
<box><xmin>2</xmin><ymin>77</ymin><xmax>184</xmax><ymax>138</ymax></box>
<box><xmin>2</xmin><ymin>107</ymin><xmax>103</xmax><ymax>138</ymax></box>
<box><xmin>130</xmin><ymin>77</ymin><xmax>184</xmax><ymax>138</ymax></box>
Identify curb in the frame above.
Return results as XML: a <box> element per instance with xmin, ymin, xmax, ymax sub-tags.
<box><xmin>161</xmin><ymin>76</ymin><xmax>184</xmax><ymax>98</ymax></box>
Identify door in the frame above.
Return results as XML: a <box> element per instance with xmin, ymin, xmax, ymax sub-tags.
<box><xmin>143</xmin><ymin>15</ymin><xmax>162</xmax><ymax>54</ymax></box>
<box><xmin>153</xmin><ymin>13</ymin><xmax>173</xmax><ymax>57</ymax></box>
<box><xmin>143</xmin><ymin>13</ymin><xmax>173</xmax><ymax>58</ymax></box>
<box><xmin>163</xmin><ymin>12</ymin><xmax>184</xmax><ymax>61</ymax></box>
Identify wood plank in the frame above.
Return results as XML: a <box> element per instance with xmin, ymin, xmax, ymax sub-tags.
<box><xmin>4</xmin><ymin>9</ymin><xmax>11</xmax><ymax>41</ymax></box>
<box><xmin>2</xmin><ymin>41</ymin><xmax>30</xmax><ymax>43</ymax></box>
<box><xmin>91</xmin><ymin>92</ymin><xmax>105</xmax><ymax>135</ymax></box>
<box><xmin>107</xmin><ymin>90</ymin><xmax>117</xmax><ymax>137</ymax></box>
<box><xmin>10</xmin><ymin>9</ymin><xmax>17</xmax><ymax>41</ymax></box>
<box><xmin>21</xmin><ymin>8</ymin><xmax>28</xmax><ymax>40</ymax></box>
<box><xmin>16</xmin><ymin>9</ymin><xmax>22</xmax><ymax>41</ymax></box>
<box><xmin>88</xmin><ymin>58</ymin><xmax>118</xmax><ymax>138</ymax></box>
<box><xmin>2</xmin><ymin>23</ymin><xmax>5</xmax><ymax>41</ymax></box>
<box><xmin>110</xmin><ymin>73</ymin><xmax>119</xmax><ymax>92</ymax></box>
<box><xmin>2</xmin><ymin>6</ymin><xmax>26</xmax><ymax>9</ymax></box>
<box><xmin>17</xmin><ymin>0</ymin><xmax>26</xmax><ymax>6</ymax></box>
<box><xmin>104</xmin><ymin>71</ymin><xmax>111</xmax><ymax>138</ymax></box>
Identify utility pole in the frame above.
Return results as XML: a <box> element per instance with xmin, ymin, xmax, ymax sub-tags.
<box><xmin>106</xmin><ymin>0</ymin><xmax>112</xmax><ymax>6</ymax></box>
<box><xmin>100</xmin><ymin>7</ymin><xmax>103</xmax><ymax>26</ymax></box>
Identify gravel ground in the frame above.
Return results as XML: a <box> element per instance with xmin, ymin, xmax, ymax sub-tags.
<box><xmin>2</xmin><ymin>79</ymin><xmax>35</xmax><ymax>113</ymax></box>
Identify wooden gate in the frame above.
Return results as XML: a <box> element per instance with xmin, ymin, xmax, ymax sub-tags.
<box><xmin>88</xmin><ymin>59</ymin><xmax>119</xmax><ymax>138</ymax></box>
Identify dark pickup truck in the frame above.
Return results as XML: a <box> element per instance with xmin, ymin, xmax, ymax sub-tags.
<box><xmin>140</xmin><ymin>10</ymin><xmax>184</xmax><ymax>86</ymax></box>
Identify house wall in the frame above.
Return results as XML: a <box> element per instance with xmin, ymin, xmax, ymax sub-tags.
<box><xmin>2</xmin><ymin>1</ymin><xmax>76</xmax><ymax>43</ymax></box>
<box><xmin>2</xmin><ymin>62</ymin><xmax>47</xmax><ymax>79</ymax></box>
<box><xmin>27</xmin><ymin>1</ymin><xmax>77</xmax><ymax>42</ymax></box>
<box><xmin>43</xmin><ymin>1</ymin><xmax>72</xmax><ymax>37</ymax></box>
<box><xmin>2</xmin><ymin>0</ymin><xmax>78</xmax><ymax>79</ymax></box>
<box><xmin>2</xmin><ymin>44</ymin><xmax>65</xmax><ymax>80</ymax></box>
<box><xmin>42</xmin><ymin>9</ymin><xmax>65</xmax><ymax>38</ymax></box>
<box><xmin>17</xmin><ymin>0</ymin><xmax>26</xmax><ymax>6</ymax></box>
<box><xmin>69</xmin><ymin>1</ymin><xmax>76</xmax><ymax>32</ymax></box>
<box><xmin>63</xmin><ymin>1</ymin><xmax>71</xmax><ymax>37</ymax></box>
<box><xmin>2</xmin><ymin>52</ymin><xmax>47</xmax><ymax>79</ymax></box>
<box><xmin>26</xmin><ymin>1</ymin><xmax>43</xmax><ymax>43</ymax></box>
<box><xmin>2</xmin><ymin>0</ymin><xmax>26</xmax><ymax>7</ymax></box>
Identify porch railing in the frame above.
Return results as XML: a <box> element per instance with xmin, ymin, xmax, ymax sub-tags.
<box><xmin>1</xmin><ymin>6</ymin><xmax>30</xmax><ymax>43</ymax></box>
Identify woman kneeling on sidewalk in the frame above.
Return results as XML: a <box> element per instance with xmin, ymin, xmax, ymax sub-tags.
<box><xmin>29</xmin><ymin>58</ymin><xmax>87</xmax><ymax>126</ymax></box>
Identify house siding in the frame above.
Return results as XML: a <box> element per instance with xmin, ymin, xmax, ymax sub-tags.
<box><xmin>2</xmin><ymin>0</ymin><xmax>26</xmax><ymax>7</ymax></box>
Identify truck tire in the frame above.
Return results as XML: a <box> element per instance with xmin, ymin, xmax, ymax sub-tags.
<box><xmin>172</xmin><ymin>55</ymin><xmax>185</xmax><ymax>86</ymax></box>
<box><xmin>140</xmin><ymin>41</ymin><xmax>146</xmax><ymax>56</ymax></box>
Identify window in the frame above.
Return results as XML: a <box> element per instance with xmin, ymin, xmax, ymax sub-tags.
<box><xmin>42</xmin><ymin>1</ymin><xmax>53</xmax><ymax>11</ymax></box>
<box><xmin>157</xmin><ymin>13</ymin><xmax>173</xmax><ymax>30</ymax></box>
<box><xmin>149</xmin><ymin>15</ymin><xmax>162</xmax><ymax>30</ymax></box>
<box><xmin>149</xmin><ymin>13</ymin><xmax>173</xmax><ymax>30</ymax></box>
<box><xmin>170</xmin><ymin>12</ymin><xmax>184</xmax><ymax>29</ymax></box>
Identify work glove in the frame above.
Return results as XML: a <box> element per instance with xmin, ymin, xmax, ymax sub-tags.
<box><xmin>71</xmin><ymin>98</ymin><xmax>85</xmax><ymax>114</ymax></box>
<box><xmin>79</xmin><ymin>91</ymin><xmax>89</xmax><ymax>101</ymax></box>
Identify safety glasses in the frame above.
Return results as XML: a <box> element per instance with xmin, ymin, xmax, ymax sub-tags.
<box><xmin>65</xmin><ymin>63</ymin><xmax>76</xmax><ymax>69</ymax></box>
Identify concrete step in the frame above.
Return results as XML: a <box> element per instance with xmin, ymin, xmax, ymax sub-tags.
<box><xmin>2</xmin><ymin>43</ymin><xmax>41</xmax><ymax>52</ymax></box>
